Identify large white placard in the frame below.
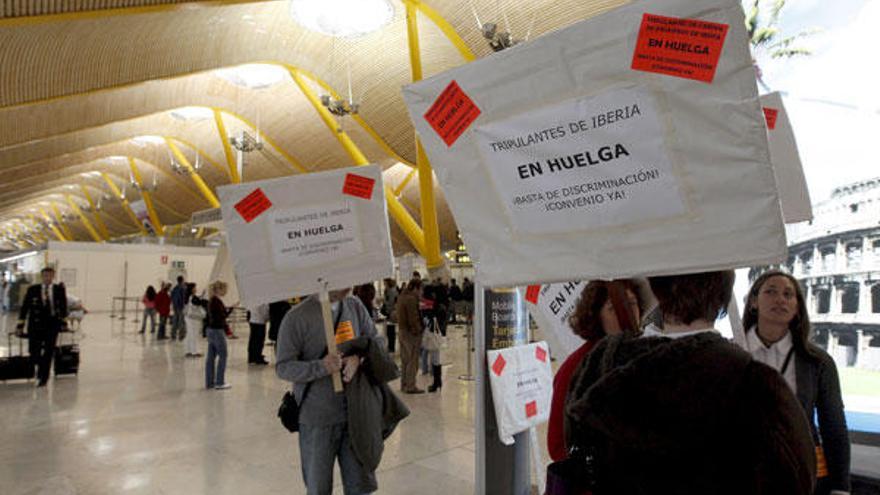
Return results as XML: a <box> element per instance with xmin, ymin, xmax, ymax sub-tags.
<box><xmin>761</xmin><ymin>91</ymin><xmax>812</xmax><ymax>224</ymax></box>
<box><xmin>486</xmin><ymin>342</ymin><xmax>553</xmax><ymax>445</ymax></box>
<box><xmin>474</xmin><ymin>86</ymin><xmax>686</xmax><ymax>234</ymax></box>
<box><xmin>218</xmin><ymin>165</ymin><xmax>394</xmax><ymax>307</ymax></box>
<box><xmin>402</xmin><ymin>0</ymin><xmax>787</xmax><ymax>287</ymax></box>
<box><xmin>526</xmin><ymin>282</ymin><xmax>588</xmax><ymax>361</ymax></box>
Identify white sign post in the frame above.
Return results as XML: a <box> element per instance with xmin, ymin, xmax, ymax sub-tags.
<box><xmin>218</xmin><ymin>164</ymin><xmax>395</xmax><ymax>392</ymax></box>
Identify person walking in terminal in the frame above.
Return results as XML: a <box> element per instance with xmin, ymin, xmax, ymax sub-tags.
<box><xmin>183</xmin><ymin>283</ymin><xmax>204</xmax><ymax>358</ymax></box>
<box><xmin>565</xmin><ymin>271</ymin><xmax>816</xmax><ymax>495</ymax></box>
<box><xmin>547</xmin><ymin>279</ymin><xmax>645</xmax><ymax>462</ymax></box>
<box><xmin>155</xmin><ymin>283</ymin><xmax>172</xmax><ymax>340</ymax></box>
<box><xmin>743</xmin><ymin>270</ymin><xmax>850</xmax><ymax>495</ymax></box>
<box><xmin>205</xmin><ymin>281</ymin><xmax>233</xmax><ymax>390</ymax></box>
<box><xmin>16</xmin><ymin>267</ymin><xmax>68</xmax><ymax>387</ymax></box>
<box><xmin>139</xmin><ymin>285</ymin><xmax>157</xmax><ymax>334</ymax></box>
<box><xmin>396</xmin><ymin>278</ymin><xmax>425</xmax><ymax>394</ymax></box>
<box><xmin>170</xmin><ymin>275</ymin><xmax>187</xmax><ymax>340</ymax></box>
<box><xmin>247</xmin><ymin>302</ymin><xmax>270</xmax><ymax>365</ymax></box>
<box><xmin>275</xmin><ymin>289</ymin><xmax>382</xmax><ymax>495</ymax></box>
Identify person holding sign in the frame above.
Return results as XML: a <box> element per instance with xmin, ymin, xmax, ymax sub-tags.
<box><xmin>547</xmin><ymin>279</ymin><xmax>645</xmax><ymax>462</ymax></box>
<box><xmin>275</xmin><ymin>289</ymin><xmax>379</xmax><ymax>495</ymax></box>
<box><xmin>742</xmin><ymin>271</ymin><xmax>850</xmax><ymax>495</ymax></box>
<box><xmin>564</xmin><ymin>271</ymin><xmax>816</xmax><ymax>494</ymax></box>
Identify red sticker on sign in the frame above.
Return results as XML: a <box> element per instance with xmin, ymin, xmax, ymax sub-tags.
<box><xmin>342</xmin><ymin>173</ymin><xmax>376</xmax><ymax>199</ymax></box>
<box><xmin>424</xmin><ymin>80</ymin><xmax>481</xmax><ymax>147</ymax></box>
<box><xmin>536</xmin><ymin>346</ymin><xmax>547</xmax><ymax>363</ymax></box>
<box><xmin>762</xmin><ymin>107</ymin><xmax>779</xmax><ymax>130</ymax></box>
<box><xmin>234</xmin><ymin>188</ymin><xmax>272</xmax><ymax>223</ymax></box>
<box><xmin>631</xmin><ymin>13</ymin><xmax>729</xmax><ymax>83</ymax></box>
<box><xmin>525</xmin><ymin>401</ymin><xmax>538</xmax><ymax>418</ymax></box>
<box><xmin>492</xmin><ymin>354</ymin><xmax>507</xmax><ymax>376</ymax></box>
<box><xmin>525</xmin><ymin>285</ymin><xmax>541</xmax><ymax>305</ymax></box>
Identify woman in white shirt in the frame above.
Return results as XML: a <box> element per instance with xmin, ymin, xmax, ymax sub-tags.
<box><xmin>743</xmin><ymin>270</ymin><xmax>850</xmax><ymax>495</ymax></box>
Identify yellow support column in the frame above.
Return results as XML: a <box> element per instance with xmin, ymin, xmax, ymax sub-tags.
<box><xmin>39</xmin><ymin>207</ymin><xmax>68</xmax><ymax>241</ymax></box>
<box><xmin>289</xmin><ymin>68</ymin><xmax>428</xmax><ymax>257</ymax></box>
<box><xmin>51</xmin><ymin>203</ymin><xmax>76</xmax><ymax>241</ymax></box>
<box><xmin>405</xmin><ymin>1</ymin><xmax>445</xmax><ymax>268</ymax></box>
<box><xmin>66</xmin><ymin>195</ymin><xmax>103</xmax><ymax>242</ymax></box>
<box><xmin>127</xmin><ymin>157</ymin><xmax>165</xmax><ymax>236</ymax></box>
<box><xmin>79</xmin><ymin>185</ymin><xmax>110</xmax><ymax>240</ymax></box>
<box><xmin>214</xmin><ymin>109</ymin><xmax>240</xmax><ymax>183</ymax></box>
<box><xmin>101</xmin><ymin>172</ymin><xmax>149</xmax><ymax>235</ymax></box>
<box><xmin>164</xmin><ymin>138</ymin><xmax>221</xmax><ymax>208</ymax></box>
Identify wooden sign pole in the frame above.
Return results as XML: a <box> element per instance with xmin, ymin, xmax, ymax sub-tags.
<box><xmin>319</xmin><ymin>286</ymin><xmax>344</xmax><ymax>393</ymax></box>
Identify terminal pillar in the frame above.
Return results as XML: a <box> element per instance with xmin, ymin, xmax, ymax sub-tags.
<box><xmin>475</xmin><ymin>285</ymin><xmax>532</xmax><ymax>495</ymax></box>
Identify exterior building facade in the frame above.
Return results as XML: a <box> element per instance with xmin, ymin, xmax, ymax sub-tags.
<box><xmin>753</xmin><ymin>177</ymin><xmax>880</xmax><ymax>370</ymax></box>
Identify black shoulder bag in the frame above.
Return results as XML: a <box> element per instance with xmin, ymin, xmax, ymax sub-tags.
<box><xmin>277</xmin><ymin>305</ymin><xmax>343</xmax><ymax>433</ymax></box>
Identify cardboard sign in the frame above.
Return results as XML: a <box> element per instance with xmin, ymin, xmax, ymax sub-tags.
<box><xmin>525</xmin><ymin>282</ymin><xmax>588</xmax><ymax>361</ymax></box>
<box><xmin>473</xmin><ymin>86</ymin><xmax>686</xmax><ymax>234</ymax></box>
<box><xmin>761</xmin><ymin>92</ymin><xmax>812</xmax><ymax>223</ymax></box>
<box><xmin>424</xmin><ymin>80</ymin><xmax>481</xmax><ymax>147</ymax></box>
<box><xmin>403</xmin><ymin>0</ymin><xmax>786</xmax><ymax>287</ymax></box>
<box><xmin>218</xmin><ymin>165</ymin><xmax>394</xmax><ymax>307</ymax></box>
<box><xmin>487</xmin><ymin>342</ymin><xmax>553</xmax><ymax>445</ymax></box>
<box><xmin>631</xmin><ymin>13</ymin><xmax>729</xmax><ymax>83</ymax></box>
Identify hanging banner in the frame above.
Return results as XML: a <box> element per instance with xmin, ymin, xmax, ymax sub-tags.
<box><xmin>129</xmin><ymin>199</ymin><xmax>156</xmax><ymax>235</ymax></box>
<box><xmin>218</xmin><ymin>165</ymin><xmax>394</xmax><ymax>307</ymax></box>
<box><xmin>402</xmin><ymin>0</ymin><xmax>786</xmax><ymax>287</ymax></box>
<box><xmin>761</xmin><ymin>92</ymin><xmax>812</xmax><ymax>224</ymax></box>
<box><xmin>487</xmin><ymin>342</ymin><xmax>554</xmax><ymax>445</ymax></box>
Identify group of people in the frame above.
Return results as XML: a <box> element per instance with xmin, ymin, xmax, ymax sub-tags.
<box><xmin>546</xmin><ymin>270</ymin><xmax>849</xmax><ymax>495</ymax></box>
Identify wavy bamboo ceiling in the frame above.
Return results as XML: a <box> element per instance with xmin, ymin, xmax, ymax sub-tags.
<box><xmin>0</xmin><ymin>0</ymin><xmax>627</xmax><ymax>251</ymax></box>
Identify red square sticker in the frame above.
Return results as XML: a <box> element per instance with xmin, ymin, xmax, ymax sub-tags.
<box><xmin>631</xmin><ymin>13</ymin><xmax>729</xmax><ymax>83</ymax></box>
<box><xmin>343</xmin><ymin>173</ymin><xmax>375</xmax><ymax>199</ymax></box>
<box><xmin>525</xmin><ymin>285</ymin><xmax>541</xmax><ymax>305</ymax></box>
<box><xmin>536</xmin><ymin>346</ymin><xmax>547</xmax><ymax>363</ymax></box>
<box><xmin>525</xmin><ymin>401</ymin><xmax>538</xmax><ymax>418</ymax></box>
<box><xmin>424</xmin><ymin>80</ymin><xmax>481</xmax><ymax>147</ymax></box>
<box><xmin>234</xmin><ymin>188</ymin><xmax>272</xmax><ymax>223</ymax></box>
<box><xmin>492</xmin><ymin>354</ymin><xmax>507</xmax><ymax>376</ymax></box>
<box><xmin>762</xmin><ymin>107</ymin><xmax>779</xmax><ymax>130</ymax></box>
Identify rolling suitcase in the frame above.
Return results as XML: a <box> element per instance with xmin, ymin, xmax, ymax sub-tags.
<box><xmin>54</xmin><ymin>329</ymin><xmax>80</xmax><ymax>376</ymax></box>
<box><xmin>0</xmin><ymin>331</ymin><xmax>35</xmax><ymax>381</ymax></box>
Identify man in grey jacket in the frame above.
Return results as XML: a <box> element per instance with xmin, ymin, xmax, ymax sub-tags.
<box><xmin>276</xmin><ymin>289</ymin><xmax>378</xmax><ymax>495</ymax></box>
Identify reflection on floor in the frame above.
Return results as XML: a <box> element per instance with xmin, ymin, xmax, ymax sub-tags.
<box><xmin>0</xmin><ymin>313</ymin><xmax>481</xmax><ymax>495</ymax></box>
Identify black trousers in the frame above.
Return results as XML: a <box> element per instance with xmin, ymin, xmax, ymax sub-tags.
<box><xmin>29</xmin><ymin>326</ymin><xmax>59</xmax><ymax>382</ymax></box>
<box><xmin>247</xmin><ymin>323</ymin><xmax>267</xmax><ymax>363</ymax></box>
<box><xmin>386</xmin><ymin>323</ymin><xmax>396</xmax><ymax>353</ymax></box>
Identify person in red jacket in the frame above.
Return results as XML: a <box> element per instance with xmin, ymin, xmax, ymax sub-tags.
<box><xmin>546</xmin><ymin>279</ymin><xmax>644</xmax><ymax>462</ymax></box>
<box><xmin>155</xmin><ymin>282</ymin><xmax>172</xmax><ymax>341</ymax></box>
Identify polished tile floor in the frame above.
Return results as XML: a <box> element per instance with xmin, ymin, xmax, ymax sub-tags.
<box><xmin>0</xmin><ymin>312</ymin><xmax>494</xmax><ymax>495</ymax></box>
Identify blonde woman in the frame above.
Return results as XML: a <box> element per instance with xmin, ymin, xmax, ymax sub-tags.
<box><xmin>205</xmin><ymin>281</ymin><xmax>232</xmax><ymax>390</ymax></box>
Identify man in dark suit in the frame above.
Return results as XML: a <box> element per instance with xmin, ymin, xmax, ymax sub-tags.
<box><xmin>16</xmin><ymin>267</ymin><xmax>68</xmax><ymax>387</ymax></box>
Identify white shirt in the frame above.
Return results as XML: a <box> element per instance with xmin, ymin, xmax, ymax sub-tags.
<box><xmin>641</xmin><ymin>323</ymin><xmax>720</xmax><ymax>340</ymax></box>
<box><xmin>42</xmin><ymin>284</ymin><xmax>54</xmax><ymax>313</ymax></box>
<box><xmin>247</xmin><ymin>303</ymin><xmax>270</xmax><ymax>324</ymax></box>
<box><xmin>745</xmin><ymin>327</ymin><xmax>797</xmax><ymax>394</ymax></box>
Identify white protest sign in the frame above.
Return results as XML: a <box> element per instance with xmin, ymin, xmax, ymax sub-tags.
<box><xmin>486</xmin><ymin>342</ymin><xmax>553</xmax><ymax>445</ymax></box>
<box><xmin>761</xmin><ymin>92</ymin><xmax>812</xmax><ymax>224</ymax></box>
<box><xmin>474</xmin><ymin>86</ymin><xmax>686</xmax><ymax>234</ymax></box>
<box><xmin>218</xmin><ymin>165</ymin><xmax>394</xmax><ymax>307</ymax></box>
<box><xmin>525</xmin><ymin>282</ymin><xmax>587</xmax><ymax>361</ymax></box>
<box><xmin>402</xmin><ymin>0</ymin><xmax>786</xmax><ymax>287</ymax></box>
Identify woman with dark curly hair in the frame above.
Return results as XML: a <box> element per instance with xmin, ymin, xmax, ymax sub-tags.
<box><xmin>743</xmin><ymin>270</ymin><xmax>849</xmax><ymax>495</ymax></box>
<box><xmin>546</xmin><ymin>279</ymin><xmax>643</xmax><ymax>462</ymax></box>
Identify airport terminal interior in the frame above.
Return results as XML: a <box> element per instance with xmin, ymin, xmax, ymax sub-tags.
<box><xmin>1</xmin><ymin>0</ymin><xmax>879</xmax><ymax>494</ymax></box>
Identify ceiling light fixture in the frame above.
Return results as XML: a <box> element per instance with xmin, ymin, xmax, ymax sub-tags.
<box><xmin>170</xmin><ymin>106</ymin><xmax>214</xmax><ymax>122</ymax></box>
<box><xmin>288</xmin><ymin>0</ymin><xmax>393</xmax><ymax>38</ymax></box>
<box><xmin>214</xmin><ymin>64</ymin><xmax>288</xmax><ymax>89</ymax></box>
